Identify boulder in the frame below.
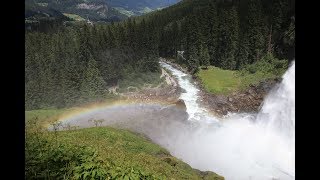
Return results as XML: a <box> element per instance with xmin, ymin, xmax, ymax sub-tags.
<box><xmin>176</xmin><ymin>86</ymin><xmax>186</xmax><ymax>94</ymax></box>
<box><xmin>175</xmin><ymin>99</ymin><xmax>187</xmax><ymax>110</ymax></box>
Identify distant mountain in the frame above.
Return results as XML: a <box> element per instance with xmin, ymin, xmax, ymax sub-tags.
<box><xmin>107</xmin><ymin>0</ymin><xmax>181</xmax><ymax>16</ymax></box>
<box><xmin>25</xmin><ymin>0</ymin><xmax>69</xmax><ymax>20</ymax></box>
<box><xmin>25</xmin><ymin>0</ymin><xmax>126</xmax><ymax>22</ymax></box>
<box><xmin>25</xmin><ymin>0</ymin><xmax>181</xmax><ymax>22</ymax></box>
<box><xmin>107</xmin><ymin>0</ymin><xmax>180</xmax><ymax>10</ymax></box>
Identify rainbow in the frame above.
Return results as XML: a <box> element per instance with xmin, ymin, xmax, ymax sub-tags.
<box><xmin>50</xmin><ymin>99</ymin><xmax>175</xmax><ymax>127</ymax></box>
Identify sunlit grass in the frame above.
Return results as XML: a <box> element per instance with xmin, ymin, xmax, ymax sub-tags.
<box><xmin>114</xmin><ymin>7</ymin><xmax>136</xmax><ymax>17</ymax></box>
<box><xmin>55</xmin><ymin>127</ymin><xmax>222</xmax><ymax>179</ymax></box>
<box><xmin>63</xmin><ymin>13</ymin><xmax>85</xmax><ymax>21</ymax></box>
<box><xmin>197</xmin><ymin>66</ymin><xmax>241</xmax><ymax>95</ymax></box>
<box><xmin>26</xmin><ymin>110</ymin><xmax>224</xmax><ymax>179</ymax></box>
<box><xmin>197</xmin><ymin>65</ymin><xmax>282</xmax><ymax>95</ymax></box>
<box><xmin>26</xmin><ymin>109</ymin><xmax>68</xmax><ymax>127</ymax></box>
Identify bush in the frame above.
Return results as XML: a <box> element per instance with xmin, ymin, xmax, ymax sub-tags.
<box><xmin>118</xmin><ymin>71</ymin><xmax>162</xmax><ymax>92</ymax></box>
<box><xmin>26</xmin><ymin>131</ymin><xmax>105</xmax><ymax>179</ymax></box>
<box><xmin>25</xmin><ymin>128</ymin><xmax>160</xmax><ymax>179</ymax></box>
<box><xmin>233</xmin><ymin>53</ymin><xmax>289</xmax><ymax>90</ymax></box>
<box><xmin>242</xmin><ymin>53</ymin><xmax>288</xmax><ymax>76</ymax></box>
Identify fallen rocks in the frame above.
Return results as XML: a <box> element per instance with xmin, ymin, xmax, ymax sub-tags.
<box><xmin>199</xmin><ymin>78</ymin><xmax>279</xmax><ymax>116</ymax></box>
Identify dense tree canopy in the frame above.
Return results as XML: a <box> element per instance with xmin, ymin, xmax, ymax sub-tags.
<box><xmin>26</xmin><ymin>20</ymin><xmax>160</xmax><ymax>110</ymax></box>
<box><xmin>148</xmin><ymin>0</ymin><xmax>295</xmax><ymax>70</ymax></box>
<box><xmin>26</xmin><ymin>0</ymin><xmax>295</xmax><ymax>110</ymax></box>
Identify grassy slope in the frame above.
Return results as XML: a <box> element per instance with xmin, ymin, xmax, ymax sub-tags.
<box><xmin>63</xmin><ymin>13</ymin><xmax>85</xmax><ymax>21</ymax></box>
<box><xmin>26</xmin><ymin>110</ymin><xmax>224</xmax><ymax>179</ymax></box>
<box><xmin>196</xmin><ymin>66</ymin><xmax>280</xmax><ymax>95</ymax></box>
<box><xmin>57</xmin><ymin>127</ymin><xmax>222</xmax><ymax>179</ymax></box>
<box><xmin>197</xmin><ymin>67</ymin><xmax>241</xmax><ymax>95</ymax></box>
<box><xmin>26</xmin><ymin>109</ymin><xmax>68</xmax><ymax>127</ymax></box>
<box><xmin>113</xmin><ymin>7</ymin><xmax>136</xmax><ymax>17</ymax></box>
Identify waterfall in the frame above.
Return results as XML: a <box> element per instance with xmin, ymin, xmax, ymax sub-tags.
<box><xmin>60</xmin><ymin>60</ymin><xmax>295</xmax><ymax>180</ymax></box>
<box><xmin>257</xmin><ymin>61</ymin><xmax>295</xmax><ymax>139</ymax></box>
<box><xmin>159</xmin><ymin>61</ymin><xmax>219</xmax><ymax>123</ymax></box>
<box><xmin>159</xmin><ymin>61</ymin><xmax>295</xmax><ymax>180</ymax></box>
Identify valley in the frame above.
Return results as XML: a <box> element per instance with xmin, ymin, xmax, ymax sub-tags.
<box><xmin>25</xmin><ymin>0</ymin><xmax>181</xmax><ymax>23</ymax></box>
<box><xmin>25</xmin><ymin>0</ymin><xmax>295</xmax><ymax>179</ymax></box>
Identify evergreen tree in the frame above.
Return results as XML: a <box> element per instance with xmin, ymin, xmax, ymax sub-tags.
<box><xmin>25</xmin><ymin>0</ymin><xmax>294</xmax><ymax>109</ymax></box>
<box><xmin>216</xmin><ymin>5</ymin><xmax>239</xmax><ymax>69</ymax></box>
<box><xmin>185</xmin><ymin>16</ymin><xmax>200</xmax><ymax>74</ymax></box>
<box><xmin>236</xmin><ymin>35</ymin><xmax>250</xmax><ymax>69</ymax></box>
<box><xmin>200</xmin><ymin>44</ymin><xmax>210</xmax><ymax>69</ymax></box>
<box><xmin>116</xmin><ymin>24</ymin><xmax>126</xmax><ymax>47</ymax></box>
<box><xmin>185</xmin><ymin>13</ymin><xmax>203</xmax><ymax>73</ymax></box>
<box><xmin>106</xmin><ymin>26</ymin><xmax>116</xmax><ymax>48</ymax></box>
<box><xmin>206</xmin><ymin>0</ymin><xmax>219</xmax><ymax>65</ymax></box>
<box><xmin>126</xmin><ymin>18</ymin><xmax>136</xmax><ymax>50</ymax></box>
<box><xmin>246</xmin><ymin>0</ymin><xmax>266</xmax><ymax>63</ymax></box>
<box><xmin>172</xmin><ymin>21</ymin><xmax>180</xmax><ymax>58</ymax></box>
<box><xmin>80</xmin><ymin>57</ymin><xmax>106</xmax><ymax>102</ymax></box>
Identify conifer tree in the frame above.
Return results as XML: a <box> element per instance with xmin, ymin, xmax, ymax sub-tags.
<box><xmin>185</xmin><ymin>14</ymin><xmax>201</xmax><ymax>73</ymax></box>
<box><xmin>247</xmin><ymin>0</ymin><xmax>266</xmax><ymax>63</ymax></box>
<box><xmin>25</xmin><ymin>0</ymin><xmax>294</xmax><ymax>109</ymax></box>
<box><xmin>200</xmin><ymin>44</ymin><xmax>210</xmax><ymax>69</ymax></box>
<box><xmin>80</xmin><ymin>57</ymin><xmax>106</xmax><ymax>102</ymax></box>
<box><xmin>206</xmin><ymin>0</ymin><xmax>219</xmax><ymax>65</ymax></box>
<box><xmin>216</xmin><ymin>5</ymin><xmax>239</xmax><ymax>69</ymax></box>
<box><xmin>108</xmin><ymin>26</ymin><xmax>116</xmax><ymax>48</ymax></box>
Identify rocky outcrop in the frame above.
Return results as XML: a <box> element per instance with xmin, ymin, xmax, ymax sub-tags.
<box><xmin>161</xmin><ymin>68</ymin><xmax>177</xmax><ymax>87</ymax></box>
<box><xmin>122</xmin><ymin>84</ymin><xmax>180</xmax><ymax>103</ymax></box>
<box><xmin>77</xmin><ymin>3</ymin><xmax>106</xmax><ymax>11</ymax></box>
<box><xmin>174</xmin><ymin>99</ymin><xmax>187</xmax><ymax>111</ymax></box>
<box><xmin>121</xmin><ymin>64</ymin><xmax>181</xmax><ymax>104</ymax></box>
<box><xmin>199</xmin><ymin>78</ymin><xmax>281</xmax><ymax>116</ymax></box>
<box><xmin>159</xmin><ymin>58</ymin><xmax>281</xmax><ymax>116</ymax></box>
<box><xmin>159</xmin><ymin>58</ymin><xmax>189</xmax><ymax>74</ymax></box>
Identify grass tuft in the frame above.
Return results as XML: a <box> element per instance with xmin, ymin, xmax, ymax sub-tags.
<box><xmin>26</xmin><ymin>110</ymin><xmax>224</xmax><ymax>179</ymax></box>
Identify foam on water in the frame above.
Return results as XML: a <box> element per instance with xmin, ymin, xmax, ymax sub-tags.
<box><xmin>58</xmin><ymin>61</ymin><xmax>295</xmax><ymax>180</ymax></box>
<box><xmin>159</xmin><ymin>61</ymin><xmax>295</xmax><ymax>180</ymax></box>
<box><xmin>160</xmin><ymin>62</ymin><xmax>219</xmax><ymax>123</ymax></box>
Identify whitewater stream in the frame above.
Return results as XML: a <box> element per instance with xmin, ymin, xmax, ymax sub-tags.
<box><xmin>58</xmin><ymin>61</ymin><xmax>295</xmax><ymax>180</ymax></box>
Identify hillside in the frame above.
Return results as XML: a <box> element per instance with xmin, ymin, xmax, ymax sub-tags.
<box><xmin>26</xmin><ymin>110</ymin><xmax>224</xmax><ymax>179</ymax></box>
<box><xmin>25</xmin><ymin>0</ymin><xmax>126</xmax><ymax>22</ymax></box>
<box><xmin>25</xmin><ymin>0</ymin><xmax>181</xmax><ymax>22</ymax></box>
<box><xmin>24</xmin><ymin>0</ymin><xmax>294</xmax><ymax>179</ymax></box>
<box><xmin>25</xmin><ymin>0</ymin><xmax>294</xmax><ymax>110</ymax></box>
<box><xmin>109</xmin><ymin>0</ymin><xmax>181</xmax><ymax>17</ymax></box>
<box><xmin>141</xmin><ymin>0</ymin><xmax>295</xmax><ymax>72</ymax></box>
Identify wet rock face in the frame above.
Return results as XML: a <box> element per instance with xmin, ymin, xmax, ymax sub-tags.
<box><xmin>199</xmin><ymin>79</ymin><xmax>279</xmax><ymax>116</ymax></box>
<box><xmin>260</xmin><ymin>78</ymin><xmax>281</xmax><ymax>91</ymax></box>
<box><xmin>175</xmin><ymin>99</ymin><xmax>187</xmax><ymax>111</ymax></box>
<box><xmin>176</xmin><ymin>86</ymin><xmax>186</xmax><ymax>94</ymax></box>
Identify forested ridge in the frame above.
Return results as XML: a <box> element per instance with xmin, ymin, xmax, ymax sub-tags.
<box><xmin>26</xmin><ymin>0</ymin><xmax>295</xmax><ymax>110</ymax></box>
<box><xmin>26</xmin><ymin>20</ymin><xmax>160</xmax><ymax>110</ymax></box>
<box><xmin>150</xmin><ymin>0</ymin><xmax>295</xmax><ymax>72</ymax></box>
<box><xmin>25</xmin><ymin>0</ymin><xmax>180</xmax><ymax>23</ymax></box>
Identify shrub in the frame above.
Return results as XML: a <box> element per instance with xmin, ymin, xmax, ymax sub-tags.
<box><xmin>242</xmin><ymin>53</ymin><xmax>288</xmax><ymax>76</ymax></box>
<box><xmin>118</xmin><ymin>71</ymin><xmax>162</xmax><ymax>92</ymax></box>
<box><xmin>25</xmin><ymin>129</ymin><xmax>161</xmax><ymax>179</ymax></box>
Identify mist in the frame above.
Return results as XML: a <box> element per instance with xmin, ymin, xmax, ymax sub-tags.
<box><xmin>59</xmin><ymin>61</ymin><xmax>295</xmax><ymax>180</ymax></box>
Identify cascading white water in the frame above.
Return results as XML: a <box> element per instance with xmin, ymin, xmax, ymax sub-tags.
<box><xmin>160</xmin><ymin>61</ymin><xmax>219</xmax><ymax>123</ymax></box>
<box><xmin>257</xmin><ymin>62</ymin><xmax>295</xmax><ymax>139</ymax></box>
<box><xmin>60</xmin><ymin>60</ymin><xmax>295</xmax><ymax>180</ymax></box>
<box><xmin>159</xmin><ymin>61</ymin><xmax>295</xmax><ymax>180</ymax></box>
